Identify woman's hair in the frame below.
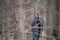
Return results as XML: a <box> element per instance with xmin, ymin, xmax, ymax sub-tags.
<box><xmin>34</xmin><ymin>11</ymin><xmax>40</xmax><ymax>17</ymax></box>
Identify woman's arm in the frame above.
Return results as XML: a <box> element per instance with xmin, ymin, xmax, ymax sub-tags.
<box><xmin>40</xmin><ymin>16</ymin><xmax>43</xmax><ymax>31</ymax></box>
<box><xmin>31</xmin><ymin>18</ymin><xmax>35</xmax><ymax>26</ymax></box>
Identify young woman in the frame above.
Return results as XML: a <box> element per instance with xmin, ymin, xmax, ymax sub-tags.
<box><xmin>31</xmin><ymin>12</ymin><xmax>43</xmax><ymax>40</ymax></box>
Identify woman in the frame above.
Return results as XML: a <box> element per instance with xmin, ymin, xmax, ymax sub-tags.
<box><xmin>31</xmin><ymin>12</ymin><xmax>43</xmax><ymax>40</ymax></box>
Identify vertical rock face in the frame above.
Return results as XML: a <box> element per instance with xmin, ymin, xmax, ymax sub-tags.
<box><xmin>53</xmin><ymin>0</ymin><xmax>60</xmax><ymax>40</ymax></box>
<box><xmin>55</xmin><ymin>0</ymin><xmax>60</xmax><ymax>40</ymax></box>
<box><xmin>0</xmin><ymin>0</ymin><xmax>47</xmax><ymax>40</ymax></box>
<box><xmin>1</xmin><ymin>0</ymin><xmax>60</xmax><ymax>40</ymax></box>
<box><xmin>0</xmin><ymin>0</ymin><xmax>19</xmax><ymax>40</ymax></box>
<box><xmin>46</xmin><ymin>0</ymin><xmax>55</xmax><ymax>40</ymax></box>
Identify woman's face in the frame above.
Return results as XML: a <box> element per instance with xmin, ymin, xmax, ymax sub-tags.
<box><xmin>34</xmin><ymin>13</ymin><xmax>40</xmax><ymax>21</ymax></box>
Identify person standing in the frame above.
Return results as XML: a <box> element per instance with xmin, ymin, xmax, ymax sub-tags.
<box><xmin>31</xmin><ymin>12</ymin><xmax>43</xmax><ymax>40</ymax></box>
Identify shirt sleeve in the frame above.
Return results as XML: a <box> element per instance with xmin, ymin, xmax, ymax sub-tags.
<box><xmin>30</xmin><ymin>17</ymin><xmax>35</xmax><ymax>32</ymax></box>
<box><xmin>31</xmin><ymin>18</ymin><xmax>35</xmax><ymax>26</ymax></box>
<box><xmin>40</xmin><ymin>16</ymin><xmax>43</xmax><ymax>31</ymax></box>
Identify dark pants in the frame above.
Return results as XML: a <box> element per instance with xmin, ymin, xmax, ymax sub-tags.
<box><xmin>33</xmin><ymin>32</ymin><xmax>40</xmax><ymax>40</ymax></box>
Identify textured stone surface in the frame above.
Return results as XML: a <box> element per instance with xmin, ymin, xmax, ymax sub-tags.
<box><xmin>0</xmin><ymin>0</ymin><xmax>60</xmax><ymax>40</ymax></box>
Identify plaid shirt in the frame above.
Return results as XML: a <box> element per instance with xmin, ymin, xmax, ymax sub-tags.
<box><xmin>31</xmin><ymin>16</ymin><xmax>43</xmax><ymax>35</ymax></box>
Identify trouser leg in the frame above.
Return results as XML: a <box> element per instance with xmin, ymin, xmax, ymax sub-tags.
<box><xmin>38</xmin><ymin>34</ymin><xmax>40</xmax><ymax>40</ymax></box>
<box><xmin>33</xmin><ymin>34</ymin><xmax>40</xmax><ymax>40</ymax></box>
